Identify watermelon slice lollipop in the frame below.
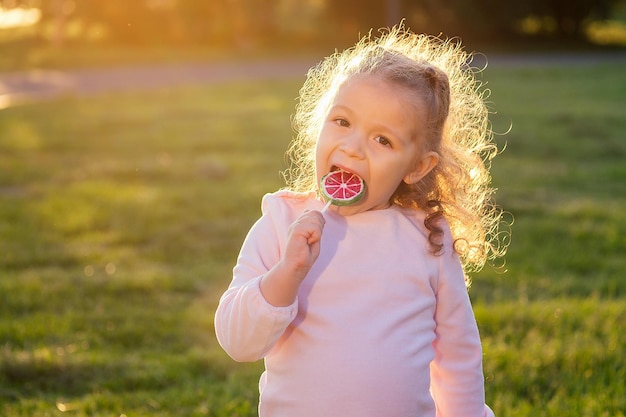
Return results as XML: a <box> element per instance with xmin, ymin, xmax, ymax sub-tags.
<box><xmin>320</xmin><ymin>169</ymin><xmax>366</xmax><ymax>211</ymax></box>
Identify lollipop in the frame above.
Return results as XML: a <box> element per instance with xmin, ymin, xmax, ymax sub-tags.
<box><xmin>320</xmin><ymin>169</ymin><xmax>366</xmax><ymax>212</ymax></box>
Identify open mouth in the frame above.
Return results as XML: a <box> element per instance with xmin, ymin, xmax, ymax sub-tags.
<box><xmin>329</xmin><ymin>165</ymin><xmax>354</xmax><ymax>176</ymax></box>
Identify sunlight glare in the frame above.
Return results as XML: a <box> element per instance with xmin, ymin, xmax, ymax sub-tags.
<box><xmin>0</xmin><ymin>6</ymin><xmax>41</xmax><ymax>29</ymax></box>
<box><xmin>587</xmin><ymin>20</ymin><xmax>626</xmax><ymax>46</ymax></box>
<box><xmin>56</xmin><ymin>402</ymin><xmax>77</xmax><ymax>412</ymax></box>
<box><xmin>0</xmin><ymin>94</ymin><xmax>14</xmax><ymax>110</ymax></box>
<box><xmin>105</xmin><ymin>262</ymin><xmax>117</xmax><ymax>275</ymax></box>
<box><xmin>84</xmin><ymin>265</ymin><xmax>95</xmax><ymax>277</ymax></box>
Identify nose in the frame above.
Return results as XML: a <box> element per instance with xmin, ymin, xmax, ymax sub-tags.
<box><xmin>339</xmin><ymin>130</ymin><xmax>365</xmax><ymax>159</ymax></box>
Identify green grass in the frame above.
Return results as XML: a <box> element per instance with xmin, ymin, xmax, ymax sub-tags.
<box><xmin>477</xmin><ymin>63</ymin><xmax>626</xmax><ymax>416</ymax></box>
<box><xmin>0</xmin><ymin>39</ymin><xmax>324</xmax><ymax>73</ymax></box>
<box><xmin>0</xmin><ymin>43</ymin><xmax>272</xmax><ymax>73</ymax></box>
<box><xmin>1</xmin><ymin>61</ymin><xmax>625</xmax><ymax>416</ymax></box>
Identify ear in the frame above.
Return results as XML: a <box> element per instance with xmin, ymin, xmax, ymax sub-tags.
<box><xmin>403</xmin><ymin>152</ymin><xmax>439</xmax><ymax>184</ymax></box>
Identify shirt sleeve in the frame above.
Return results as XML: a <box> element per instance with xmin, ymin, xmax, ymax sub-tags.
<box><xmin>214</xmin><ymin>194</ymin><xmax>298</xmax><ymax>362</ymax></box>
<box><xmin>429</xmin><ymin>230</ymin><xmax>494</xmax><ymax>417</ymax></box>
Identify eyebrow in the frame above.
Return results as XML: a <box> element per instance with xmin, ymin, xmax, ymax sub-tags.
<box><xmin>328</xmin><ymin>104</ymin><xmax>352</xmax><ymax>114</ymax></box>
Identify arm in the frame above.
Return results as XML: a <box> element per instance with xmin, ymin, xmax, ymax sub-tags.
<box><xmin>214</xmin><ymin>195</ymin><xmax>325</xmax><ymax>362</ymax></box>
<box><xmin>429</xmin><ymin>245</ymin><xmax>494</xmax><ymax>417</ymax></box>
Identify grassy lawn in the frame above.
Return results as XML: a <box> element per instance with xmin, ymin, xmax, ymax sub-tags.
<box><xmin>0</xmin><ymin>61</ymin><xmax>625</xmax><ymax>416</ymax></box>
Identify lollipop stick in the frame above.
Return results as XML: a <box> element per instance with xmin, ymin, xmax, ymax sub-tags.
<box><xmin>320</xmin><ymin>200</ymin><xmax>332</xmax><ymax>213</ymax></box>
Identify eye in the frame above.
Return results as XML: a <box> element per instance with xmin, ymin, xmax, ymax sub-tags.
<box><xmin>374</xmin><ymin>136</ymin><xmax>392</xmax><ymax>147</ymax></box>
<box><xmin>335</xmin><ymin>118</ymin><xmax>350</xmax><ymax>128</ymax></box>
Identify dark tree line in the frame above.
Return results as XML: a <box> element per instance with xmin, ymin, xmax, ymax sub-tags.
<box><xmin>412</xmin><ymin>0</ymin><xmax>618</xmax><ymax>39</ymax></box>
<box><xmin>1</xmin><ymin>0</ymin><xmax>622</xmax><ymax>46</ymax></box>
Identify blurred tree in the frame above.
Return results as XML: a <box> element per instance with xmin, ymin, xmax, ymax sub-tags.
<box><xmin>34</xmin><ymin>0</ymin><xmax>157</xmax><ymax>45</ymax></box>
<box><xmin>50</xmin><ymin>0</ymin><xmax>70</xmax><ymax>46</ymax></box>
<box><xmin>386</xmin><ymin>0</ymin><xmax>403</xmax><ymax>26</ymax></box>
<box><xmin>164</xmin><ymin>1</ymin><xmax>229</xmax><ymax>44</ymax></box>
<box><xmin>525</xmin><ymin>0</ymin><xmax>616</xmax><ymax>38</ymax></box>
<box><xmin>31</xmin><ymin>0</ymin><xmax>281</xmax><ymax>47</ymax></box>
<box><xmin>78</xmin><ymin>1</ymin><xmax>172</xmax><ymax>44</ymax></box>
<box><xmin>12</xmin><ymin>0</ymin><xmax>624</xmax><ymax>48</ymax></box>
<box><xmin>404</xmin><ymin>0</ymin><xmax>622</xmax><ymax>40</ymax></box>
<box><xmin>222</xmin><ymin>0</ymin><xmax>279</xmax><ymax>48</ymax></box>
<box><xmin>326</xmin><ymin>0</ymin><xmax>388</xmax><ymax>38</ymax></box>
<box><xmin>404</xmin><ymin>0</ymin><xmax>531</xmax><ymax>39</ymax></box>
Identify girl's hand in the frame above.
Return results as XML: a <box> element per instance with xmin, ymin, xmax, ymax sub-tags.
<box><xmin>260</xmin><ymin>209</ymin><xmax>326</xmax><ymax>306</ymax></box>
<box><xmin>282</xmin><ymin>209</ymin><xmax>326</xmax><ymax>281</ymax></box>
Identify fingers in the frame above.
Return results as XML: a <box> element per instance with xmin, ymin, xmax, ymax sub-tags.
<box><xmin>293</xmin><ymin>209</ymin><xmax>326</xmax><ymax>243</ymax></box>
<box><xmin>292</xmin><ymin>210</ymin><xmax>326</xmax><ymax>237</ymax></box>
<box><xmin>283</xmin><ymin>210</ymin><xmax>326</xmax><ymax>273</ymax></box>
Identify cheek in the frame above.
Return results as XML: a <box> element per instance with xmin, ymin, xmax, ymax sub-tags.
<box><xmin>315</xmin><ymin>129</ymin><xmax>332</xmax><ymax>159</ymax></box>
<box><xmin>316</xmin><ymin>124</ymin><xmax>330</xmax><ymax>145</ymax></box>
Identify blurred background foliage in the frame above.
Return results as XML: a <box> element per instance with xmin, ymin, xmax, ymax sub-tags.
<box><xmin>1</xmin><ymin>0</ymin><xmax>626</xmax><ymax>58</ymax></box>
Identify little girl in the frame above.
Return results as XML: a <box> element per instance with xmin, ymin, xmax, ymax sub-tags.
<box><xmin>215</xmin><ymin>25</ymin><xmax>506</xmax><ymax>417</ymax></box>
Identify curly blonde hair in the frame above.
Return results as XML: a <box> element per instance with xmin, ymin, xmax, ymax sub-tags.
<box><xmin>283</xmin><ymin>25</ymin><xmax>508</xmax><ymax>276</ymax></box>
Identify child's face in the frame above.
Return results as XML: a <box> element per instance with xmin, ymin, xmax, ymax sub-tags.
<box><xmin>315</xmin><ymin>74</ymin><xmax>438</xmax><ymax>216</ymax></box>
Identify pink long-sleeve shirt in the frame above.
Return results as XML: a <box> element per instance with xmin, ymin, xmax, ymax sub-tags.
<box><xmin>215</xmin><ymin>191</ymin><xmax>494</xmax><ymax>417</ymax></box>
